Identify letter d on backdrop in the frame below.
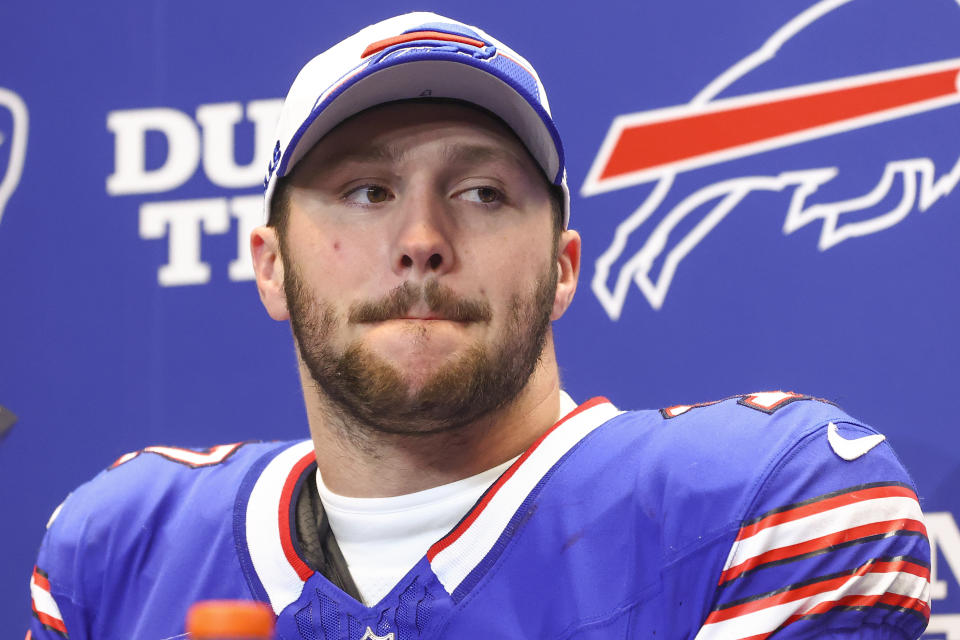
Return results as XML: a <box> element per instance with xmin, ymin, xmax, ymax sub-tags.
<box><xmin>106</xmin><ymin>107</ymin><xmax>200</xmax><ymax>195</ymax></box>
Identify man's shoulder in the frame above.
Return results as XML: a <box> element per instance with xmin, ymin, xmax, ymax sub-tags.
<box><xmin>44</xmin><ymin>440</ymin><xmax>302</xmax><ymax>550</ymax></box>
<box><xmin>569</xmin><ymin>391</ymin><xmax>913</xmax><ymax>551</ymax></box>
<box><xmin>628</xmin><ymin>391</ymin><xmax>906</xmax><ymax>504</ymax></box>
<box><xmin>644</xmin><ymin>390</ymin><xmax>855</xmax><ymax>442</ymax></box>
<box><xmin>33</xmin><ymin>440</ymin><xmax>309</xmax><ymax>635</ymax></box>
<box><xmin>559</xmin><ymin>393</ymin><xmax>928</xmax><ymax>637</ymax></box>
<box><xmin>589</xmin><ymin>391</ymin><xmax>864</xmax><ymax>473</ymax></box>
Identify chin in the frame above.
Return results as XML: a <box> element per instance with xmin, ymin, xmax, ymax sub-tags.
<box><xmin>367</xmin><ymin>333</ymin><xmax>475</xmax><ymax>369</ymax></box>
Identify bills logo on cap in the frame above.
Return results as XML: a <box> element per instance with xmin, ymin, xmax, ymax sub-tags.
<box><xmin>359</xmin><ymin>28</ymin><xmax>494</xmax><ymax>60</ymax></box>
<box><xmin>582</xmin><ymin>0</ymin><xmax>960</xmax><ymax>318</ymax></box>
<box><xmin>0</xmin><ymin>87</ymin><xmax>28</xmax><ymax>228</ymax></box>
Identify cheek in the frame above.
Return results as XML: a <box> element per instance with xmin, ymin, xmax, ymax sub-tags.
<box><xmin>472</xmin><ymin>242</ymin><xmax>552</xmax><ymax>306</ymax></box>
<box><xmin>317</xmin><ymin>238</ymin><xmax>383</xmax><ymax>284</ymax></box>
<box><xmin>480</xmin><ymin>236</ymin><xmax>549</xmax><ymax>277</ymax></box>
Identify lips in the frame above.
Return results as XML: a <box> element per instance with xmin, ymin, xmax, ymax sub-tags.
<box><xmin>392</xmin><ymin>303</ymin><xmax>465</xmax><ymax>322</ymax></box>
<box><xmin>348</xmin><ymin>281</ymin><xmax>493</xmax><ymax>324</ymax></box>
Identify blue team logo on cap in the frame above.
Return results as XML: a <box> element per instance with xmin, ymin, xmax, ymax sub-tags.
<box><xmin>582</xmin><ymin>0</ymin><xmax>960</xmax><ymax>318</ymax></box>
<box><xmin>0</xmin><ymin>87</ymin><xmax>28</xmax><ymax>228</ymax></box>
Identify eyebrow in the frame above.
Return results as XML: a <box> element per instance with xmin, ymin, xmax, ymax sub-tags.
<box><xmin>322</xmin><ymin>144</ymin><xmax>404</xmax><ymax>167</ymax></box>
<box><xmin>438</xmin><ymin>143</ymin><xmax>528</xmax><ymax>170</ymax></box>
<box><xmin>322</xmin><ymin>142</ymin><xmax>530</xmax><ymax>173</ymax></box>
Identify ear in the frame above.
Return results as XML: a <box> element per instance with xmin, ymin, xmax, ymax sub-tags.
<box><xmin>551</xmin><ymin>229</ymin><xmax>581</xmax><ymax>321</ymax></box>
<box><xmin>251</xmin><ymin>225</ymin><xmax>290</xmax><ymax>321</ymax></box>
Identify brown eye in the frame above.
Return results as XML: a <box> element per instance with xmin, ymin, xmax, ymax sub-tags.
<box><xmin>345</xmin><ymin>185</ymin><xmax>392</xmax><ymax>204</ymax></box>
<box><xmin>476</xmin><ymin>187</ymin><xmax>499</xmax><ymax>203</ymax></box>
<box><xmin>364</xmin><ymin>186</ymin><xmax>389</xmax><ymax>203</ymax></box>
<box><xmin>460</xmin><ymin>186</ymin><xmax>502</xmax><ymax>204</ymax></box>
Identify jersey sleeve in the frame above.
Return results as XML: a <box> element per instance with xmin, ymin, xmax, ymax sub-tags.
<box><xmin>694</xmin><ymin>418</ymin><xmax>930</xmax><ymax>640</ymax></box>
<box><xmin>25</xmin><ymin>440</ymin><xmax>268</xmax><ymax>640</ymax></box>
<box><xmin>28</xmin><ymin>496</ymin><xmax>91</xmax><ymax>640</ymax></box>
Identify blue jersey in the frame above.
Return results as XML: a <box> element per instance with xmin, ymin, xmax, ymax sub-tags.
<box><xmin>29</xmin><ymin>393</ymin><xmax>930</xmax><ymax>639</ymax></box>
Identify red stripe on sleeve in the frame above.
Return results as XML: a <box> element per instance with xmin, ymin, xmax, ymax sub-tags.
<box><xmin>780</xmin><ymin>591</ymin><xmax>930</xmax><ymax>628</ymax></box>
<box><xmin>720</xmin><ymin>518</ymin><xmax>927</xmax><ymax>584</ymax></box>
<box><xmin>31</xmin><ymin>567</ymin><xmax>52</xmax><ymax>593</ymax></box>
<box><xmin>868</xmin><ymin>559</ymin><xmax>930</xmax><ymax>580</ymax></box>
<box><xmin>706</xmin><ymin>574</ymin><xmax>851</xmax><ymax>624</ymax></box>
<box><xmin>737</xmin><ymin>485</ymin><xmax>918</xmax><ymax>541</ymax></box>
<box><xmin>32</xmin><ymin>608</ymin><xmax>67</xmax><ymax>635</ymax></box>
<box><xmin>705</xmin><ymin>558</ymin><xmax>928</xmax><ymax>624</ymax></box>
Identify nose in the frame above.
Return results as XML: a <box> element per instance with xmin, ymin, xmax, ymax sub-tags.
<box><xmin>392</xmin><ymin>190</ymin><xmax>455</xmax><ymax>278</ymax></box>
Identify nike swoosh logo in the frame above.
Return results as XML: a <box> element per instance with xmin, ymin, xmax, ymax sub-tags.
<box><xmin>827</xmin><ymin>422</ymin><xmax>886</xmax><ymax>461</ymax></box>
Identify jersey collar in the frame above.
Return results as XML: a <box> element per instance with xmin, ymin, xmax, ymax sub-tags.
<box><xmin>238</xmin><ymin>396</ymin><xmax>621</xmax><ymax>612</ymax></box>
<box><xmin>237</xmin><ymin>440</ymin><xmax>316</xmax><ymax>613</ymax></box>
<box><xmin>427</xmin><ymin>396</ymin><xmax>622</xmax><ymax>601</ymax></box>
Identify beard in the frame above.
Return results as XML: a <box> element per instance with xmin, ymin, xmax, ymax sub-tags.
<box><xmin>284</xmin><ymin>259</ymin><xmax>557</xmax><ymax>436</ymax></box>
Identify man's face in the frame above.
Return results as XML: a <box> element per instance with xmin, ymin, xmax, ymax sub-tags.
<box><xmin>278</xmin><ymin>102</ymin><xmax>563</xmax><ymax>434</ymax></box>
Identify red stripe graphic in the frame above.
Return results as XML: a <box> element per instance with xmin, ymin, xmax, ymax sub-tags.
<box><xmin>32</xmin><ymin>610</ymin><xmax>67</xmax><ymax>636</ymax></box>
<box><xmin>31</xmin><ymin>567</ymin><xmax>51</xmax><ymax>593</ymax></box>
<box><xmin>737</xmin><ymin>591</ymin><xmax>931</xmax><ymax>640</ymax></box>
<box><xmin>362</xmin><ymin>31</ymin><xmax>486</xmax><ymax>58</ymax></box>
<box><xmin>29</xmin><ymin>569</ymin><xmax>67</xmax><ymax>637</ymax></box>
<box><xmin>720</xmin><ymin>518</ymin><xmax>927</xmax><ymax>584</ymax></box>
<box><xmin>599</xmin><ymin>63</ymin><xmax>960</xmax><ymax>181</ymax></box>
<box><xmin>705</xmin><ymin>558</ymin><xmax>929</xmax><ymax>624</ymax></box>
<box><xmin>737</xmin><ymin>485</ymin><xmax>918</xmax><ymax>541</ymax></box>
<box><xmin>784</xmin><ymin>591</ymin><xmax>931</xmax><ymax>625</ymax></box>
<box><xmin>428</xmin><ymin>397</ymin><xmax>610</xmax><ymax>561</ymax></box>
<box><xmin>278</xmin><ymin>451</ymin><xmax>316</xmax><ymax>581</ymax></box>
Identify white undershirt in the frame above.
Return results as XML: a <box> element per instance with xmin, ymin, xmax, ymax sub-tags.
<box><xmin>317</xmin><ymin>391</ymin><xmax>578</xmax><ymax>605</ymax></box>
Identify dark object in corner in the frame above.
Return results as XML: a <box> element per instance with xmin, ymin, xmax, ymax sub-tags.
<box><xmin>0</xmin><ymin>404</ymin><xmax>18</xmax><ymax>440</ymax></box>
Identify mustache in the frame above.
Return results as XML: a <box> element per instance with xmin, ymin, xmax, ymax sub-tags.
<box><xmin>348</xmin><ymin>281</ymin><xmax>493</xmax><ymax>324</ymax></box>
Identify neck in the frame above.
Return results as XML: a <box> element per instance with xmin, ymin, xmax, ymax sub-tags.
<box><xmin>299</xmin><ymin>336</ymin><xmax>565</xmax><ymax>498</ymax></box>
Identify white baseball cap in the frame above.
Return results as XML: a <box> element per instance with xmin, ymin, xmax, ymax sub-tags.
<box><xmin>263</xmin><ymin>12</ymin><xmax>569</xmax><ymax>226</ymax></box>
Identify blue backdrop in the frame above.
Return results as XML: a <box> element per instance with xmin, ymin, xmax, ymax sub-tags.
<box><xmin>2</xmin><ymin>1</ymin><xmax>958</xmax><ymax>636</ymax></box>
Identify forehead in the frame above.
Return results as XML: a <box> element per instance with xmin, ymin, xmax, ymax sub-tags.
<box><xmin>290</xmin><ymin>100</ymin><xmax>543</xmax><ymax>180</ymax></box>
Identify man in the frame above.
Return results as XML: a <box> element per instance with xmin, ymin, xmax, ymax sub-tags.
<box><xmin>30</xmin><ymin>13</ymin><xmax>930</xmax><ymax>640</ymax></box>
